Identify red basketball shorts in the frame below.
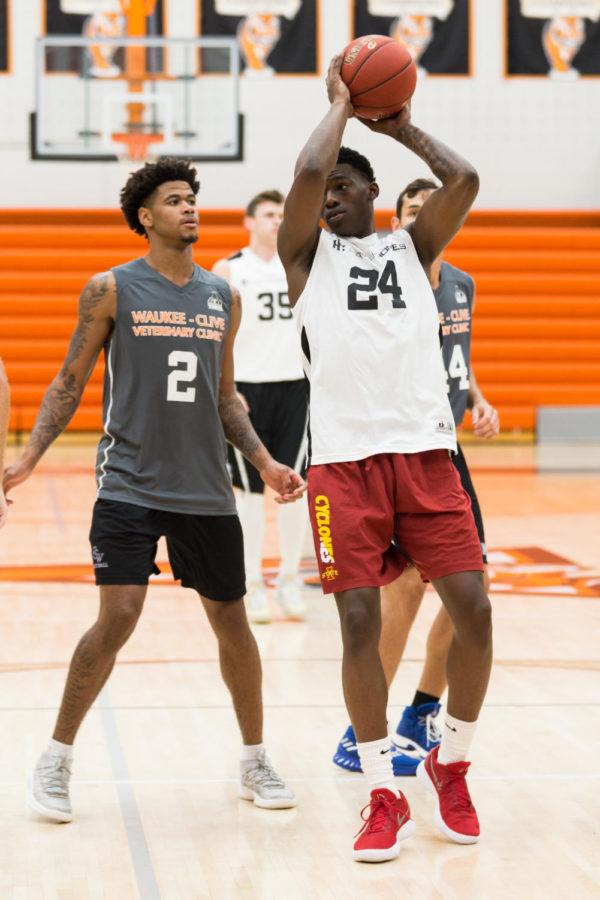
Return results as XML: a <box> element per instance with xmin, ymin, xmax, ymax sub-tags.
<box><xmin>307</xmin><ymin>449</ymin><xmax>483</xmax><ymax>595</ymax></box>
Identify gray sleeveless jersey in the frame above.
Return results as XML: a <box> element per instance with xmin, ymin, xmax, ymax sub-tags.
<box><xmin>95</xmin><ymin>258</ymin><xmax>236</xmax><ymax>515</ymax></box>
<box><xmin>435</xmin><ymin>262</ymin><xmax>474</xmax><ymax>427</ymax></box>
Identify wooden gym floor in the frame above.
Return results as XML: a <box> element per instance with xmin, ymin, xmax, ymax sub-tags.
<box><xmin>0</xmin><ymin>442</ymin><xmax>599</xmax><ymax>899</ymax></box>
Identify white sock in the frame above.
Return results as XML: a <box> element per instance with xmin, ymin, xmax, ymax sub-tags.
<box><xmin>437</xmin><ymin>713</ymin><xmax>478</xmax><ymax>765</ymax></box>
<box><xmin>237</xmin><ymin>491</ymin><xmax>265</xmax><ymax>584</ymax></box>
<box><xmin>240</xmin><ymin>742</ymin><xmax>265</xmax><ymax>765</ymax></box>
<box><xmin>277</xmin><ymin>496</ymin><xmax>308</xmax><ymax>580</ymax></box>
<box><xmin>46</xmin><ymin>738</ymin><xmax>73</xmax><ymax>760</ymax></box>
<box><xmin>356</xmin><ymin>737</ymin><xmax>398</xmax><ymax>795</ymax></box>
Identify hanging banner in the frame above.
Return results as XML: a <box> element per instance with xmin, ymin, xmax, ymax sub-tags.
<box><xmin>507</xmin><ymin>0</ymin><xmax>600</xmax><ymax>76</ymax></box>
<box><xmin>199</xmin><ymin>0</ymin><xmax>319</xmax><ymax>75</ymax></box>
<box><xmin>0</xmin><ymin>0</ymin><xmax>8</xmax><ymax>72</ymax></box>
<box><xmin>352</xmin><ymin>0</ymin><xmax>471</xmax><ymax>75</ymax></box>
<box><xmin>44</xmin><ymin>0</ymin><xmax>165</xmax><ymax>74</ymax></box>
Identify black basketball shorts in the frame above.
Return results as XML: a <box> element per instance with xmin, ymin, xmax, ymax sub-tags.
<box><xmin>453</xmin><ymin>443</ymin><xmax>487</xmax><ymax>564</ymax></box>
<box><xmin>89</xmin><ymin>499</ymin><xmax>246</xmax><ymax>601</ymax></box>
<box><xmin>228</xmin><ymin>379</ymin><xmax>308</xmax><ymax>494</ymax></box>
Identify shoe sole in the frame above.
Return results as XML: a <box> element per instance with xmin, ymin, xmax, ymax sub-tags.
<box><xmin>239</xmin><ymin>786</ymin><xmax>297</xmax><ymax>809</ymax></box>
<box><xmin>332</xmin><ymin>753</ymin><xmax>362</xmax><ymax>773</ymax></box>
<box><xmin>280</xmin><ymin>611</ymin><xmax>306</xmax><ymax>621</ymax></box>
<box><xmin>416</xmin><ymin>761</ymin><xmax>479</xmax><ymax>845</ymax></box>
<box><xmin>352</xmin><ymin>818</ymin><xmax>416</xmax><ymax>863</ymax></box>
<box><xmin>26</xmin><ymin>779</ymin><xmax>72</xmax><ymax>823</ymax></box>
<box><xmin>248</xmin><ymin>612</ymin><xmax>271</xmax><ymax>624</ymax></box>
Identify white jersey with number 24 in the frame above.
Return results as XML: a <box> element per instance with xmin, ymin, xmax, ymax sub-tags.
<box><xmin>294</xmin><ymin>229</ymin><xmax>457</xmax><ymax>465</ymax></box>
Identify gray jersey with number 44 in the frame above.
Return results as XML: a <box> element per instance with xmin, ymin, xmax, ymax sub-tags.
<box><xmin>95</xmin><ymin>258</ymin><xmax>236</xmax><ymax>515</ymax></box>
<box><xmin>435</xmin><ymin>261</ymin><xmax>474</xmax><ymax>427</ymax></box>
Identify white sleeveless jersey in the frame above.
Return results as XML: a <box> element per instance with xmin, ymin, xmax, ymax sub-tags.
<box><xmin>294</xmin><ymin>230</ymin><xmax>456</xmax><ymax>464</ymax></box>
<box><xmin>228</xmin><ymin>247</ymin><xmax>304</xmax><ymax>382</ymax></box>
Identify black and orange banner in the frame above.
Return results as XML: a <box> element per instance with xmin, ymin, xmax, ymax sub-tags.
<box><xmin>199</xmin><ymin>0</ymin><xmax>319</xmax><ymax>74</ymax></box>
<box><xmin>507</xmin><ymin>1</ymin><xmax>600</xmax><ymax>76</ymax></box>
<box><xmin>44</xmin><ymin>0</ymin><xmax>165</xmax><ymax>74</ymax></box>
<box><xmin>0</xmin><ymin>0</ymin><xmax>9</xmax><ymax>72</ymax></box>
<box><xmin>353</xmin><ymin>0</ymin><xmax>471</xmax><ymax>76</ymax></box>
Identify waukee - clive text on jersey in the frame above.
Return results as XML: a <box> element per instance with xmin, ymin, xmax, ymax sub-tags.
<box><xmin>95</xmin><ymin>258</ymin><xmax>237</xmax><ymax>516</ymax></box>
<box><xmin>294</xmin><ymin>230</ymin><xmax>457</xmax><ymax>465</ymax></box>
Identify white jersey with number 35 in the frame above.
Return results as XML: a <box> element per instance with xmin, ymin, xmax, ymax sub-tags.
<box><xmin>294</xmin><ymin>229</ymin><xmax>457</xmax><ymax>465</ymax></box>
<box><xmin>228</xmin><ymin>247</ymin><xmax>303</xmax><ymax>382</ymax></box>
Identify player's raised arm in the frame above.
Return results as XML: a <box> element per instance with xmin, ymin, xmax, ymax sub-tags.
<box><xmin>2</xmin><ymin>272</ymin><xmax>115</xmax><ymax>496</ymax></box>
<box><xmin>363</xmin><ymin>107</ymin><xmax>479</xmax><ymax>273</ymax></box>
<box><xmin>218</xmin><ymin>288</ymin><xmax>305</xmax><ymax>503</ymax></box>
<box><xmin>278</xmin><ymin>54</ymin><xmax>353</xmax><ymax>305</ymax></box>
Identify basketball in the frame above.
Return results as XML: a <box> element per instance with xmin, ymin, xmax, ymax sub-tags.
<box><xmin>341</xmin><ymin>34</ymin><xmax>417</xmax><ymax>120</ymax></box>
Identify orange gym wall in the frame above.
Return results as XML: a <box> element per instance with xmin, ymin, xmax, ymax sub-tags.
<box><xmin>1</xmin><ymin>208</ymin><xmax>599</xmax><ymax>434</ymax></box>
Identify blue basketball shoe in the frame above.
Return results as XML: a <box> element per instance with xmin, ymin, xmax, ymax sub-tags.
<box><xmin>332</xmin><ymin>725</ymin><xmax>421</xmax><ymax>776</ymax></box>
<box><xmin>392</xmin><ymin>702</ymin><xmax>442</xmax><ymax>768</ymax></box>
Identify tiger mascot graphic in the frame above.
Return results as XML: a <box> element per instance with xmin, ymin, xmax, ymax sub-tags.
<box><xmin>542</xmin><ymin>16</ymin><xmax>585</xmax><ymax>79</ymax></box>
<box><xmin>81</xmin><ymin>0</ymin><xmax>158</xmax><ymax>79</ymax></box>
<box><xmin>237</xmin><ymin>13</ymin><xmax>281</xmax><ymax>75</ymax></box>
<box><xmin>390</xmin><ymin>15</ymin><xmax>434</xmax><ymax>72</ymax></box>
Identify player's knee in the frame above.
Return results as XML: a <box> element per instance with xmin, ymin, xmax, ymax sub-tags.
<box><xmin>206</xmin><ymin>597</ymin><xmax>248</xmax><ymax>643</ymax></box>
<box><xmin>340</xmin><ymin>604</ymin><xmax>379</xmax><ymax>653</ymax></box>
<box><xmin>98</xmin><ymin>597</ymin><xmax>143</xmax><ymax>648</ymax></box>
<box><xmin>462</xmin><ymin>592</ymin><xmax>492</xmax><ymax>647</ymax></box>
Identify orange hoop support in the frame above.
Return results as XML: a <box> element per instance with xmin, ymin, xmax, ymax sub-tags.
<box><xmin>118</xmin><ymin>0</ymin><xmax>160</xmax><ymax>153</ymax></box>
<box><xmin>112</xmin><ymin>131</ymin><xmax>164</xmax><ymax>161</ymax></box>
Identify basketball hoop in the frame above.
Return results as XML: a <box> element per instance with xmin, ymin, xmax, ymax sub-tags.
<box><xmin>112</xmin><ymin>131</ymin><xmax>164</xmax><ymax>161</ymax></box>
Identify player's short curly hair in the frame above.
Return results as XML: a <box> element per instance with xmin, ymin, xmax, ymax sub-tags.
<box><xmin>396</xmin><ymin>178</ymin><xmax>438</xmax><ymax>218</ymax></box>
<box><xmin>337</xmin><ymin>146</ymin><xmax>376</xmax><ymax>183</ymax></box>
<box><xmin>120</xmin><ymin>158</ymin><xmax>200</xmax><ymax>237</ymax></box>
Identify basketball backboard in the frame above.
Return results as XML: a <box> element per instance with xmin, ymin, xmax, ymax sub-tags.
<box><xmin>32</xmin><ymin>36</ymin><xmax>243</xmax><ymax>162</ymax></box>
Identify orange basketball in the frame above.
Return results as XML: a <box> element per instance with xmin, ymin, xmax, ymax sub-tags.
<box><xmin>341</xmin><ymin>34</ymin><xmax>417</xmax><ymax>121</ymax></box>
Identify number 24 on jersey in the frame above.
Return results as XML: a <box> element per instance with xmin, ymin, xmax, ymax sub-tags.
<box><xmin>347</xmin><ymin>261</ymin><xmax>406</xmax><ymax>311</ymax></box>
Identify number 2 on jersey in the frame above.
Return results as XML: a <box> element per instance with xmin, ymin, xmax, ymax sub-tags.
<box><xmin>347</xmin><ymin>260</ymin><xmax>406</xmax><ymax>311</ymax></box>
<box><xmin>167</xmin><ymin>350</ymin><xmax>198</xmax><ymax>403</ymax></box>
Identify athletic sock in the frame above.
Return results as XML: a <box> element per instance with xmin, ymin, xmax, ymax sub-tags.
<box><xmin>276</xmin><ymin>496</ymin><xmax>308</xmax><ymax>580</ymax></box>
<box><xmin>236</xmin><ymin>491</ymin><xmax>265</xmax><ymax>584</ymax></box>
<box><xmin>46</xmin><ymin>738</ymin><xmax>73</xmax><ymax>760</ymax></box>
<box><xmin>437</xmin><ymin>713</ymin><xmax>478</xmax><ymax>765</ymax></box>
<box><xmin>240</xmin><ymin>742</ymin><xmax>265</xmax><ymax>765</ymax></box>
<box><xmin>411</xmin><ymin>690</ymin><xmax>440</xmax><ymax>708</ymax></box>
<box><xmin>356</xmin><ymin>737</ymin><xmax>398</xmax><ymax>795</ymax></box>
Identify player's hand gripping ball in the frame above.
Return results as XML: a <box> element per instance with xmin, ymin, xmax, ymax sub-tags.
<box><xmin>341</xmin><ymin>34</ymin><xmax>417</xmax><ymax>121</ymax></box>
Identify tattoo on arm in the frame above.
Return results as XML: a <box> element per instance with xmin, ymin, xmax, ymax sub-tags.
<box><xmin>27</xmin><ymin>275</ymin><xmax>112</xmax><ymax>462</ymax></box>
<box><xmin>397</xmin><ymin>125</ymin><xmax>472</xmax><ymax>184</ymax></box>
<box><xmin>219</xmin><ymin>394</ymin><xmax>267</xmax><ymax>468</ymax></box>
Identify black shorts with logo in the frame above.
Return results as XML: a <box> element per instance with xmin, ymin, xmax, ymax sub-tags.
<box><xmin>89</xmin><ymin>499</ymin><xmax>246</xmax><ymax>601</ymax></box>
<box><xmin>228</xmin><ymin>379</ymin><xmax>308</xmax><ymax>494</ymax></box>
<box><xmin>453</xmin><ymin>443</ymin><xmax>487</xmax><ymax>564</ymax></box>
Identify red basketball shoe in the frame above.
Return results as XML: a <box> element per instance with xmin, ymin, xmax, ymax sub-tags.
<box><xmin>417</xmin><ymin>746</ymin><xmax>480</xmax><ymax>844</ymax></box>
<box><xmin>352</xmin><ymin>788</ymin><xmax>415</xmax><ymax>863</ymax></box>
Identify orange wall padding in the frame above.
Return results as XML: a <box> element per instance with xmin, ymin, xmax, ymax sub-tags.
<box><xmin>1</xmin><ymin>210</ymin><xmax>599</xmax><ymax>433</ymax></box>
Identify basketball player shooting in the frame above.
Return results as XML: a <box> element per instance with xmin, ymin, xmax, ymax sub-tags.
<box><xmin>3</xmin><ymin>158</ymin><xmax>303</xmax><ymax>822</ymax></box>
<box><xmin>333</xmin><ymin>178</ymin><xmax>500</xmax><ymax>778</ymax></box>
<box><xmin>278</xmin><ymin>55</ymin><xmax>493</xmax><ymax>862</ymax></box>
